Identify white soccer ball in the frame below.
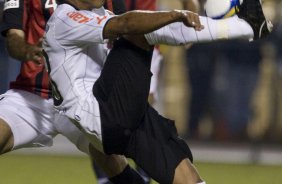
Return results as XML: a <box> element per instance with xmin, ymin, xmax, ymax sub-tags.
<box><xmin>205</xmin><ymin>0</ymin><xmax>243</xmax><ymax>19</ymax></box>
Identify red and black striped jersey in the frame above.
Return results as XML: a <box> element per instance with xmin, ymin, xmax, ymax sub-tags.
<box><xmin>124</xmin><ymin>0</ymin><xmax>157</xmax><ymax>11</ymax></box>
<box><xmin>1</xmin><ymin>0</ymin><xmax>57</xmax><ymax>99</ymax></box>
<box><xmin>104</xmin><ymin>0</ymin><xmax>126</xmax><ymax>15</ymax></box>
<box><xmin>104</xmin><ymin>0</ymin><xmax>156</xmax><ymax>13</ymax></box>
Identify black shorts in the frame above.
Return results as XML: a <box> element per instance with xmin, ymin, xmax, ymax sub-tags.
<box><xmin>93</xmin><ymin>38</ymin><xmax>193</xmax><ymax>184</ymax></box>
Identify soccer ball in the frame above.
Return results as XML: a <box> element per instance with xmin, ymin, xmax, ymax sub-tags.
<box><xmin>205</xmin><ymin>0</ymin><xmax>243</xmax><ymax>19</ymax></box>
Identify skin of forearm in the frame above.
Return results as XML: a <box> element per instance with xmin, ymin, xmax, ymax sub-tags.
<box><xmin>104</xmin><ymin>10</ymin><xmax>187</xmax><ymax>39</ymax></box>
<box><xmin>6</xmin><ymin>30</ymin><xmax>36</xmax><ymax>62</ymax></box>
<box><xmin>6</xmin><ymin>31</ymin><xmax>29</xmax><ymax>62</ymax></box>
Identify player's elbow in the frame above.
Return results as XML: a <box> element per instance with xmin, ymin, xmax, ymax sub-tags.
<box><xmin>104</xmin><ymin>14</ymin><xmax>141</xmax><ymax>39</ymax></box>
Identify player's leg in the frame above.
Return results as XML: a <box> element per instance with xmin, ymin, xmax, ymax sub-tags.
<box><xmin>0</xmin><ymin>90</ymin><xmax>145</xmax><ymax>184</ymax></box>
<box><xmin>92</xmin><ymin>159</ymin><xmax>147</xmax><ymax>184</ymax></box>
<box><xmin>93</xmin><ymin>38</ymin><xmax>205</xmax><ymax>184</ymax></box>
<box><xmin>0</xmin><ymin>90</ymin><xmax>57</xmax><ymax>154</ymax></box>
<box><xmin>145</xmin><ymin>0</ymin><xmax>272</xmax><ymax>45</ymax></box>
<box><xmin>55</xmin><ymin>114</ymin><xmax>146</xmax><ymax>184</ymax></box>
<box><xmin>145</xmin><ymin>15</ymin><xmax>253</xmax><ymax>44</ymax></box>
<box><xmin>92</xmin><ymin>162</ymin><xmax>111</xmax><ymax>184</ymax></box>
<box><xmin>125</xmin><ymin>105</ymin><xmax>205</xmax><ymax>184</ymax></box>
<box><xmin>89</xmin><ymin>145</ymin><xmax>145</xmax><ymax>184</ymax></box>
<box><xmin>0</xmin><ymin>118</ymin><xmax>13</xmax><ymax>154</ymax></box>
<box><xmin>89</xmin><ymin>145</ymin><xmax>126</xmax><ymax>177</ymax></box>
<box><xmin>173</xmin><ymin>159</ymin><xmax>203</xmax><ymax>184</ymax></box>
<box><xmin>56</xmin><ymin>115</ymin><xmax>108</xmax><ymax>184</ymax></box>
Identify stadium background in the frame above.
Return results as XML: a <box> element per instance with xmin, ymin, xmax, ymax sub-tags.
<box><xmin>0</xmin><ymin>0</ymin><xmax>282</xmax><ymax>183</ymax></box>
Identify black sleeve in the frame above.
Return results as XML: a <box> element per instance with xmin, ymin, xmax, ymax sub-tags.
<box><xmin>105</xmin><ymin>0</ymin><xmax>127</xmax><ymax>15</ymax></box>
<box><xmin>0</xmin><ymin>0</ymin><xmax>25</xmax><ymax>37</ymax></box>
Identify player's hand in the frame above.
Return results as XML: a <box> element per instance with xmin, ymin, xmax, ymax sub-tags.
<box><xmin>26</xmin><ymin>38</ymin><xmax>43</xmax><ymax>65</ymax></box>
<box><xmin>180</xmin><ymin>10</ymin><xmax>204</xmax><ymax>31</ymax></box>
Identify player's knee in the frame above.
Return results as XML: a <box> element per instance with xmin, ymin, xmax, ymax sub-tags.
<box><xmin>173</xmin><ymin>159</ymin><xmax>203</xmax><ymax>184</ymax></box>
<box><xmin>0</xmin><ymin>118</ymin><xmax>14</xmax><ymax>154</ymax></box>
<box><xmin>89</xmin><ymin>144</ymin><xmax>127</xmax><ymax>177</ymax></box>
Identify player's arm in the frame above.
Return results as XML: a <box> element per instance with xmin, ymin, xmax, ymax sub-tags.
<box><xmin>103</xmin><ymin>10</ymin><xmax>204</xmax><ymax>40</ymax></box>
<box><xmin>1</xmin><ymin>0</ymin><xmax>42</xmax><ymax>64</ymax></box>
<box><xmin>6</xmin><ymin>29</ymin><xmax>43</xmax><ymax>64</ymax></box>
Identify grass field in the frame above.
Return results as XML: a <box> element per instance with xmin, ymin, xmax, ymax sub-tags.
<box><xmin>1</xmin><ymin>154</ymin><xmax>282</xmax><ymax>184</ymax></box>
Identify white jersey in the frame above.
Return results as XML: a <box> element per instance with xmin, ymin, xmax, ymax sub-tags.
<box><xmin>43</xmin><ymin>3</ymin><xmax>114</xmax><ymax>149</ymax></box>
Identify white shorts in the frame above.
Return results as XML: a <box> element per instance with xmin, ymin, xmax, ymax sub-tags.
<box><xmin>0</xmin><ymin>89</ymin><xmax>90</xmax><ymax>154</ymax></box>
<box><xmin>62</xmin><ymin>92</ymin><xmax>103</xmax><ymax>152</ymax></box>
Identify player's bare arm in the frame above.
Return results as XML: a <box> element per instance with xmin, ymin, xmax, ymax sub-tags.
<box><xmin>6</xmin><ymin>29</ymin><xmax>43</xmax><ymax>65</ymax></box>
<box><xmin>103</xmin><ymin>10</ymin><xmax>204</xmax><ymax>40</ymax></box>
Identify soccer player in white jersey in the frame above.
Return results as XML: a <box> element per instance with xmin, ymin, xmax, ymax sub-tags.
<box><xmin>43</xmin><ymin>0</ymin><xmax>271</xmax><ymax>183</ymax></box>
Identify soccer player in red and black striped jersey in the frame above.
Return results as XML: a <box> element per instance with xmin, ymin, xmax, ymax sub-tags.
<box><xmin>0</xmin><ymin>0</ymin><xmax>145</xmax><ymax>183</ymax></box>
<box><xmin>1</xmin><ymin>0</ymin><xmax>53</xmax><ymax>98</ymax></box>
<box><xmin>124</xmin><ymin>0</ymin><xmax>156</xmax><ymax>11</ymax></box>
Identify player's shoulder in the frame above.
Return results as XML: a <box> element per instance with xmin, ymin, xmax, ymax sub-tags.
<box><xmin>54</xmin><ymin>4</ymin><xmax>100</xmax><ymax>26</ymax></box>
<box><xmin>53</xmin><ymin>4</ymin><xmax>112</xmax><ymax>30</ymax></box>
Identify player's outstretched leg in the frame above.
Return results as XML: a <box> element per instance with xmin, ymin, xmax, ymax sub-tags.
<box><xmin>145</xmin><ymin>0</ymin><xmax>272</xmax><ymax>46</ymax></box>
<box><xmin>93</xmin><ymin>36</ymin><xmax>208</xmax><ymax>183</ymax></box>
<box><xmin>236</xmin><ymin>0</ymin><xmax>273</xmax><ymax>40</ymax></box>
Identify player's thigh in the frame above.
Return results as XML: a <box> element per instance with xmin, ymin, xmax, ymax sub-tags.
<box><xmin>54</xmin><ymin>114</ymin><xmax>91</xmax><ymax>155</ymax></box>
<box><xmin>55</xmin><ymin>114</ymin><xmax>128</xmax><ymax>176</ymax></box>
<box><xmin>0</xmin><ymin>118</ymin><xmax>14</xmax><ymax>154</ymax></box>
<box><xmin>125</xmin><ymin>106</ymin><xmax>194</xmax><ymax>184</ymax></box>
<box><xmin>0</xmin><ymin>90</ymin><xmax>57</xmax><ymax>150</ymax></box>
<box><xmin>0</xmin><ymin>106</ymin><xmax>49</xmax><ymax>151</ymax></box>
<box><xmin>93</xmin><ymin>38</ymin><xmax>153</xmax><ymax>154</ymax></box>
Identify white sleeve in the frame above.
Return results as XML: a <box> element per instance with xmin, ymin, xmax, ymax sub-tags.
<box><xmin>55</xmin><ymin>9</ymin><xmax>115</xmax><ymax>45</ymax></box>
